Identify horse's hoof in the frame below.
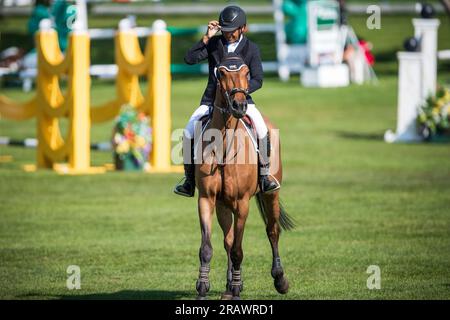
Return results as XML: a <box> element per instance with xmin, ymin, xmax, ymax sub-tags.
<box><xmin>196</xmin><ymin>281</ymin><xmax>210</xmax><ymax>296</ymax></box>
<box><xmin>196</xmin><ymin>295</ymin><xmax>208</xmax><ymax>300</ymax></box>
<box><xmin>231</xmin><ymin>296</ymin><xmax>241</xmax><ymax>300</ymax></box>
<box><xmin>221</xmin><ymin>291</ymin><xmax>233</xmax><ymax>300</ymax></box>
<box><xmin>274</xmin><ymin>276</ymin><xmax>289</xmax><ymax>294</ymax></box>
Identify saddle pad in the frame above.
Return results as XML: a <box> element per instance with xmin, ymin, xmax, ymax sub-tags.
<box><xmin>194</xmin><ymin>113</ymin><xmax>258</xmax><ymax>160</ymax></box>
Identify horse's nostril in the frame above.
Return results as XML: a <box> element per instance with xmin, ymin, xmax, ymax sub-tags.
<box><xmin>231</xmin><ymin>101</ymin><xmax>246</xmax><ymax>119</ymax></box>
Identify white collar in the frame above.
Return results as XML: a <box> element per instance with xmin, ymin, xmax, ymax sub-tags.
<box><xmin>226</xmin><ymin>34</ymin><xmax>243</xmax><ymax>48</ymax></box>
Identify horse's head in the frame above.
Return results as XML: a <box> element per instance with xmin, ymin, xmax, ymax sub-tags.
<box><xmin>215</xmin><ymin>53</ymin><xmax>249</xmax><ymax>119</ymax></box>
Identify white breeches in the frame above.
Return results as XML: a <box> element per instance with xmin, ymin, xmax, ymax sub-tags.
<box><xmin>184</xmin><ymin>104</ymin><xmax>268</xmax><ymax>139</ymax></box>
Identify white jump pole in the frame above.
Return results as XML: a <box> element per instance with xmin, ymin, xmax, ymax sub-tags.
<box><xmin>73</xmin><ymin>0</ymin><xmax>88</xmax><ymax>32</ymax></box>
<box><xmin>413</xmin><ymin>18</ymin><xmax>440</xmax><ymax>98</ymax></box>
<box><xmin>384</xmin><ymin>52</ymin><xmax>423</xmax><ymax>143</ymax></box>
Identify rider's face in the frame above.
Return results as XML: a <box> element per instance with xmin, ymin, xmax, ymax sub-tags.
<box><xmin>223</xmin><ymin>27</ymin><xmax>242</xmax><ymax>43</ymax></box>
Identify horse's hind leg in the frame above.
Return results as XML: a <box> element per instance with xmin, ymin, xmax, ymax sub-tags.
<box><xmin>216</xmin><ymin>201</ymin><xmax>234</xmax><ymax>300</ymax></box>
<box><xmin>264</xmin><ymin>193</ymin><xmax>289</xmax><ymax>294</ymax></box>
<box><xmin>196</xmin><ymin>196</ymin><xmax>215</xmax><ymax>300</ymax></box>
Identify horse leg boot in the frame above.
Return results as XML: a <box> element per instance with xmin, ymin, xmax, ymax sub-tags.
<box><xmin>174</xmin><ymin>138</ymin><xmax>195</xmax><ymax>197</ymax></box>
<box><xmin>258</xmin><ymin>134</ymin><xmax>280</xmax><ymax>194</ymax></box>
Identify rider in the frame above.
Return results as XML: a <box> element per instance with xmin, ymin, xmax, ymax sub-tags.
<box><xmin>174</xmin><ymin>5</ymin><xmax>280</xmax><ymax>197</ymax></box>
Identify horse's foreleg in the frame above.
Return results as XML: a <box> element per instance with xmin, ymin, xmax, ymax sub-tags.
<box><xmin>264</xmin><ymin>193</ymin><xmax>289</xmax><ymax>294</ymax></box>
<box><xmin>196</xmin><ymin>196</ymin><xmax>215</xmax><ymax>300</ymax></box>
<box><xmin>230</xmin><ymin>200</ymin><xmax>249</xmax><ymax>300</ymax></box>
<box><xmin>216</xmin><ymin>201</ymin><xmax>234</xmax><ymax>300</ymax></box>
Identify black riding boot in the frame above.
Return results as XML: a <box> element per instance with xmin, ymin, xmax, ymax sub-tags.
<box><xmin>259</xmin><ymin>135</ymin><xmax>280</xmax><ymax>194</ymax></box>
<box><xmin>174</xmin><ymin>138</ymin><xmax>196</xmax><ymax>197</ymax></box>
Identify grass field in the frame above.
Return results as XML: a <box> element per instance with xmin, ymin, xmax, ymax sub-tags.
<box><xmin>1</xmin><ymin>12</ymin><xmax>450</xmax><ymax>300</ymax></box>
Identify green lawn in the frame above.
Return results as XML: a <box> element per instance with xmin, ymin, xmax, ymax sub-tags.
<box><xmin>1</xmin><ymin>73</ymin><xmax>450</xmax><ymax>299</ymax></box>
<box><xmin>1</xmin><ymin>11</ymin><xmax>450</xmax><ymax>299</ymax></box>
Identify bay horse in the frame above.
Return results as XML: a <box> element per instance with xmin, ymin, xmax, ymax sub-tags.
<box><xmin>193</xmin><ymin>54</ymin><xmax>295</xmax><ymax>300</ymax></box>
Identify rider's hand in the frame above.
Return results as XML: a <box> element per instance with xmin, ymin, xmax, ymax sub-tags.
<box><xmin>203</xmin><ymin>20</ymin><xmax>220</xmax><ymax>44</ymax></box>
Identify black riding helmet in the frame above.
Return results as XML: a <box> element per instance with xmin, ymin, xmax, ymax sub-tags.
<box><xmin>219</xmin><ymin>5</ymin><xmax>247</xmax><ymax>32</ymax></box>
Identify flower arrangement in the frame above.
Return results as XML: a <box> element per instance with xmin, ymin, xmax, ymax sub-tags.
<box><xmin>112</xmin><ymin>104</ymin><xmax>152</xmax><ymax>170</ymax></box>
<box><xmin>417</xmin><ymin>87</ymin><xmax>450</xmax><ymax>141</ymax></box>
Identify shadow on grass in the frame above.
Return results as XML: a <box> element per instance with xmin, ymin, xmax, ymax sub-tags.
<box><xmin>62</xmin><ymin>290</ymin><xmax>194</xmax><ymax>300</ymax></box>
<box><xmin>335</xmin><ymin>131</ymin><xmax>385</xmax><ymax>141</ymax></box>
<box><xmin>19</xmin><ymin>290</ymin><xmax>196</xmax><ymax>300</ymax></box>
<box><xmin>336</xmin><ymin>130</ymin><xmax>450</xmax><ymax>146</ymax></box>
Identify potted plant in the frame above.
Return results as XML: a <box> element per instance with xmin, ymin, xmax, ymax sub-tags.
<box><xmin>112</xmin><ymin>104</ymin><xmax>152</xmax><ymax>171</ymax></box>
<box><xmin>417</xmin><ymin>86</ymin><xmax>450</xmax><ymax>142</ymax></box>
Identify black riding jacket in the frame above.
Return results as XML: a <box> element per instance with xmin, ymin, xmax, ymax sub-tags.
<box><xmin>184</xmin><ymin>35</ymin><xmax>263</xmax><ymax>106</ymax></box>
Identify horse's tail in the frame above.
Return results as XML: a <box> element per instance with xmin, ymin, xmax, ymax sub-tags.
<box><xmin>255</xmin><ymin>193</ymin><xmax>295</xmax><ymax>231</ymax></box>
